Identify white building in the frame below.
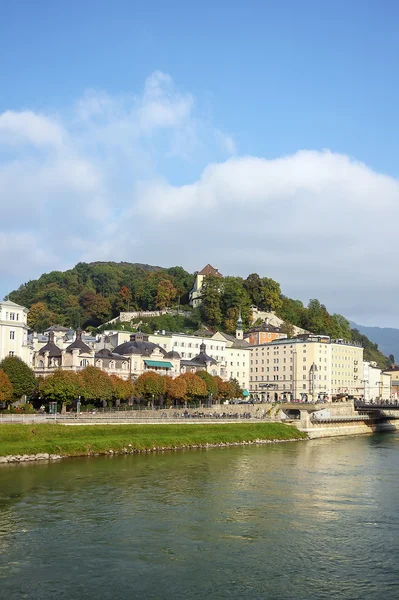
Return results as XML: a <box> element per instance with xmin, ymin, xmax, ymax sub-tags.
<box><xmin>0</xmin><ymin>300</ymin><xmax>32</xmax><ymax>365</ymax></box>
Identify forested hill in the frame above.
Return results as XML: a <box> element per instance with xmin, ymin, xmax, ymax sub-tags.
<box><xmin>8</xmin><ymin>261</ymin><xmax>390</xmax><ymax>369</ymax></box>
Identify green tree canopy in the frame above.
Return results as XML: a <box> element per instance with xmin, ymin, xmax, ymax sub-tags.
<box><xmin>39</xmin><ymin>370</ymin><xmax>81</xmax><ymax>405</ymax></box>
<box><xmin>80</xmin><ymin>367</ymin><xmax>114</xmax><ymax>401</ymax></box>
<box><xmin>0</xmin><ymin>357</ymin><xmax>36</xmax><ymax>400</ymax></box>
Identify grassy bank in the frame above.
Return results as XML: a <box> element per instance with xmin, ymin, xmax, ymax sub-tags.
<box><xmin>0</xmin><ymin>423</ymin><xmax>306</xmax><ymax>457</ymax></box>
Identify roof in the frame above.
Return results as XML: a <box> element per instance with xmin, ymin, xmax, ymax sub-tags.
<box><xmin>38</xmin><ymin>341</ymin><xmax>62</xmax><ymax>357</ymax></box>
<box><xmin>66</xmin><ymin>331</ymin><xmax>92</xmax><ymax>354</ymax></box>
<box><xmin>191</xmin><ymin>342</ymin><xmax>217</xmax><ymax>365</ymax></box>
<box><xmin>144</xmin><ymin>360</ymin><xmax>173</xmax><ymax>369</ymax></box>
<box><xmin>0</xmin><ymin>299</ymin><xmax>28</xmax><ymax>311</ymax></box>
<box><xmin>45</xmin><ymin>325</ymin><xmax>70</xmax><ymax>333</ymax></box>
<box><xmin>165</xmin><ymin>350</ymin><xmax>181</xmax><ymax>359</ymax></box>
<box><xmin>95</xmin><ymin>348</ymin><xmax>127</xmax><ymax>361</ymax></box>
<box><xmin>193</xmin><ymin>327</ymin><xmax>214</xmax><ymax>337</ymax></box>
<box><xmin>218</xmin><ymin>332</ymin><xmax>250</xmax><ymax>348</ymax></box>
<box><xmin>245</xmin><ymin>321</ymin><xmax>285</xmax><ymax>334</ymax></box>
<box><xmin>113</xmin><ymin>340</ymin><xmax>166</xmax><ymax>357</ymax></box>
<box><xmin>198</xmin><ymin>264</ymin><xmax>222</xmax><ymax>277</ymax></box>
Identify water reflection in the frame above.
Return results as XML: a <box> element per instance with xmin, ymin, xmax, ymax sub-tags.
<box><xmin>1</xmin><ymin>436</ymin><xmax>399</xmax><ymax>599</ymax></box>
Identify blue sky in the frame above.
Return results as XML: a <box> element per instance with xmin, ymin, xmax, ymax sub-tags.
<box><xmin>1</xmin><ymin>0</ymin><xmax>399</xmax><ymax>326</ymax></box>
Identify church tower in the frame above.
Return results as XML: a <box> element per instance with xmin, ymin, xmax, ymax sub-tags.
<box><xmin>236</xmin><ymin>310</ymin><xmax>243</xmax><ymax>340</ymax></box>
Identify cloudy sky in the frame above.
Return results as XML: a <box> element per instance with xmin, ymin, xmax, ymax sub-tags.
<box><xmin>1</xmin><ymin>1</ymin><xmax>399</xmax><ymax>327</ymax></box>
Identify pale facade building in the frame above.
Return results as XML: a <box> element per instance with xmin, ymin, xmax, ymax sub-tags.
<box><xmin>0</xmin><ymin>300</ymin><xmax>32</xmax><ymax>365</ymax></box>
<box><xmin>249</xmin><ymin>335</ymin><xmax>364</xmax><ymax>402</ymax></box>
<box><xmin>189</xmin><ymin>264</ymin><xmax>222</xmax><ymax>307</ymax></box>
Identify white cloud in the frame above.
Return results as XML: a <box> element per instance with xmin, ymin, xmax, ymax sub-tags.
<box><xmin>0</xmin><ymin>110</ymin><xmax>65</xmax><ymax>147</ymax></box>
<box><xmin>1</xmin><ymin>73</ymin><xmax>399</xmax><ymax>327</ymax></box>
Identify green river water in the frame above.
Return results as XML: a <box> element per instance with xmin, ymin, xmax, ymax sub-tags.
<box><xmin>1</xmin><ymin>434</ymin><xmax>399</xmax><ymax>599</ymax></box>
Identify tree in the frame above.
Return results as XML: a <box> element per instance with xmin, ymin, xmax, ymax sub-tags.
<box><xmin>110</xmin><ymin>375</ymin><xmax>135</xmax><ymax>402</ymax></box>
<box><xmin>155</xmin><ymin>279</ymin><xmax>178</xmax><ymax>309</ymax></box>
<box><xmin>0</xmin><ymin>370</ymin><xmax>13</xmax><ymax>405</ymax></box>
<box><xmin>114</xmin><ymin>286</ymin><xmax>133</xmax><ymax>313</ymax></box>
<box><xmin>229</xmin><ymin>378</ymin><xmax>243</xmax><ymax>398</ymax></box>
<box><xmin>244</xmin><ymin>273</ymin><xmax>263</xmax><ymax>307</ymax></box>
<box><xmin>39</xmin><ymin>370</ymin><xmax>81</xmax><ymax>406</ymax></box>
<box><xmin>80</xmin><ymin>367</ymin><xmax>114</xmax><ymax>402</ymax></box>
<box><xmin>27</xmin><ymin>301</ymin><xmax>57</xmax><ymax>330</ymax></box>
<box><xmin>218</xmin><ymin>380</ymin><xmax>234</xmax><ymax>401</ymax></box>
<box><xmin>260</xmin><ymin>277</ymin><xmax>283</xmax><ymax>312</ymax></box>
<box><xmin>389</xmin><ymin>354</ymin><xmax>395</xmax><ymax>365</ymax></box>
<box><xmin>281</xmin><ymin>320</ymin><xmax>295</xmax><ymax>338</ymax></box>
<box><xmin>196</xmin><ymin>371</ymin><xmax>218</xmax><ymax>397</ymax></box>
<box><xmin>134</xmin><ymin>372</ymin><xmax>166</xmax><ymax>401</ymax></box>
<box><xmin>0</xmin><ymin>356</ymin><xmax>36</xmax><ymax>400</ymax></box>
<box><xmin>180</xmin><ymin>372</ymin><xmax>207</xmax><ymax>402</ymax></box>
<box><xmin>164</xmin><ymin>375</ymin><xmax>187</xmax><ymax>405</ymax></box>
<box><xmin>200</xmin><ymin>275</ymin><xmax>222</xmax><ymax>328</ymax></box>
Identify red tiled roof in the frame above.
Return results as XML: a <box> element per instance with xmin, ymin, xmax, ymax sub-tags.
<box><xmin>198</xmin><ymin>264</ymin><xmax>222</xmax><ymax>277</ymax></box>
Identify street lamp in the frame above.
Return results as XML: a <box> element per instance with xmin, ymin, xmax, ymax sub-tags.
<box><xmin>152</xmin><ymin>394</ymin><xmax>155</xmax><ymax>410</ymax></box>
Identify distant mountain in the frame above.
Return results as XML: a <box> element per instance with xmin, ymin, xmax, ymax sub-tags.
<box><xmin>350</xmin><ymin>322</ymin><xmax>399</xmax><ymax>362</ymax></box>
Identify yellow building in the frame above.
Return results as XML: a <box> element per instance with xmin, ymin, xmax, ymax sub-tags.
<box><xmin>249</xmin><ymin>335</ymin><xmax>364</xmax><ymax>402</ymax></box>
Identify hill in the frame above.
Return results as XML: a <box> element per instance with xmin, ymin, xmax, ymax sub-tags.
<box><xmin>8</xmin><ymin>261</ymin><xmax>391</xmax><ymax>369</ymax></box>
<box><xmin>350</xmin><ymin>322</ymin><xmax>399</xmax><ymax>363</ymax></box>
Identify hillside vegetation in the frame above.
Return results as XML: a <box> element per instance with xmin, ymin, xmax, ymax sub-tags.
<box><xmin>8</xmin><ymin>261</ymin><xmax>390</xmax><ymax>368</ymax></box>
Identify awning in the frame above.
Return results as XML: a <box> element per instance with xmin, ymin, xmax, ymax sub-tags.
<box><xmin>144</xmin><ymin>360</ymin><xmax>173</xmax><ymax>369</ymax></box>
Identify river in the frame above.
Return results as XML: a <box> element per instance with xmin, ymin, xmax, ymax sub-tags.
<box><xmin>1</xmin><ymin>435</ymin><xmax>399</xmax><ymax>599</ymax></box>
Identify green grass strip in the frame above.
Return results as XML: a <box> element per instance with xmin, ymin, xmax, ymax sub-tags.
<box><xmin>0</xmin><ymin>423</ymin><xmax>306</xmax><ymax>457</ymax></box>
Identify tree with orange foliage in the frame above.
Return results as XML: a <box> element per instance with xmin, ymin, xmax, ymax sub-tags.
<box><xmin>0</xmin><ymin>369</ymin><xmax>13</xmax><ymax>405</ymax></box>
<box><xmin>180</xmin><ymin>372</ymin><xmax>207</xmax><ymax>402</ymax></box>
<box><xmin>110</xmin><ymin>374</ymin><xmax>135</xmax><ymax>402</ymax></box>
<box><xmin>134</xmin><ymin>371</ymin><xmax>166</xmax><ymax>401</ymax></box>
<box><xmin>164</xmin><ymin>375</ymin><xmax>187</xmax><ymax>406</ymax></box>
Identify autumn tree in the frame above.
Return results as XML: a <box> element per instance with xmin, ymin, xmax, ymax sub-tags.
<box><xmin>180</xmin><ymin>372</ymin><xmax>207</xmax><ymax>402</ymax></box>
<box><xmin>134</xmin><ymin>372</ymin><xmax>166</xmax><ymax>401</ymax></box>
<box><xmin>110</xmin><ymin>375</ymin><xmax>135</xmax><ymax>402</ymax></box>
<box><xmin>39</xmin><ymin>370</ymin><xmax>81</xmax><ymax>409</ymax></box>
<box><xmin>164</xmin><ymin>375</ymin><xmax>187</xmax><ymax>406</ymax></box>
<box><xmin>0</xmin><ymin>356</ymin><xmax>36</xmax><ymax>400</ymax></box>
<box><xmin>27</xmin><ymin>301</ymin><xmax>57</xmax><ymax>330</ymax></box>
<box><xmin>155</xmin><ymin>279</ymin><xmax>178</xmax><ymax>310</ymax></box>
<box><xmin>80</xmin><ymin>366</ymin><xmax>114</xmax><ymax>402</ymax></box>
<box><xmin>114</xmin><ymin>286</ymin><xmax>133</xmax><ymax>312</ymax></box>
<box><xmin>0</xmin><ymin>370</ymin><xmax>13</xmax><ymax>405</ymax></box>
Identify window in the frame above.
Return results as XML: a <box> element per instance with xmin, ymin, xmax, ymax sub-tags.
<box><xmin>80</xmin><ymin>359</ymin><xmax>89</xmax><ymax>367</ymax></box>
<box><xmin>303</xmin><ymin>375</ymin><xmax>306</xmax><ymax>380</ymax></box>
<box><xmin>96</xmin><ymin>360</ymin><xmax>102</xmax><ymax>368</ymax></box>
<box><xmin>9</xmin><ymin>351</ymin><xmax>14</xmax><ymax>357</ymax></box>
<box><xmin>10</xmin><ymin>331</ymin><xmax>15</xmax><ymax>340</ymax></box>
<box><xmin>9</xmin><ymin>312</ymin><xmax>15</xmax><ymax>321</ymax></box>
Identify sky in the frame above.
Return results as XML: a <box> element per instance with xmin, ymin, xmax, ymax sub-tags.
<box><xmin>1</xmin><ymin>0</ymin><xmax>399</xmax><ymax>327</ymax></box>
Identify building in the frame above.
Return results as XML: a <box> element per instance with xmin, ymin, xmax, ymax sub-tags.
<box><xmin>383</xmin><ymin>366</ymin><xmax>399</xmax><ymax>399</ymax></box>
<box><xmin>189</xmin><ymin>264</ymin><xmax>222</xmax><ymax>307</ymax></box>
<box><xmin>244</xmin><ymin>319</ymin><xmax>287</xmax><ymax>345</ymax></box>
<box><xmin>0</xmin><ymin>300</ymin><xmax>32</xmax><ymax>365</ymax></box>
<box><xmin>33</xmin><ymin>330</ymin><xmax>131</xmax><ymax>379</ymax></box>
<box><xmin>249</xmin><ymin>335</ymin><xmax>364</xmax><ymax>402</ymax></box>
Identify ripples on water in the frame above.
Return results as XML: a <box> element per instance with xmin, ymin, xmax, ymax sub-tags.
<box><xmin>1</xmin><ymin>435</ymin><xmax>399</xmax><ymax>599</ymax></box>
